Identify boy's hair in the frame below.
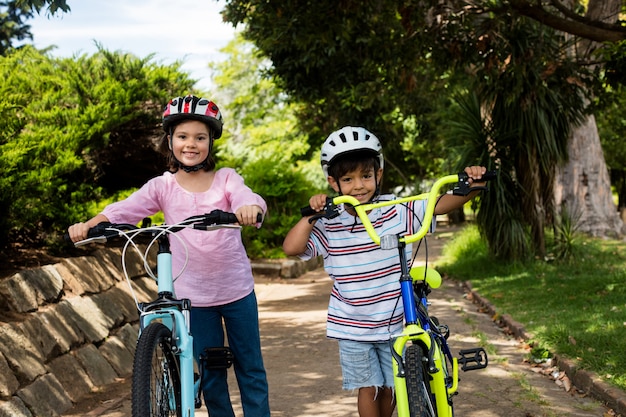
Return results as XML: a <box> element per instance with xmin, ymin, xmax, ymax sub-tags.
<box><xmin>328</xmin><ymin>150</ymin><xmax>381</xmax><ymax>180</ymax></box>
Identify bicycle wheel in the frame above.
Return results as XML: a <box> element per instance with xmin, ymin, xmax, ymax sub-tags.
<box><xmin>405</xmin><ymin>344</ymin><xmax>435</xmax><ymax>417</ymax></box>
<box><xmin>132</xmin><ymin>322</ymin><xmax>182</xmax><ymax>417</ymax></box>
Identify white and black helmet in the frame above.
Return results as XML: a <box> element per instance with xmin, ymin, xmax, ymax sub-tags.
<box><xmin>320</xmin><ymin>126</ymin><xmax>384</xmax><ymax>177</ymax></box>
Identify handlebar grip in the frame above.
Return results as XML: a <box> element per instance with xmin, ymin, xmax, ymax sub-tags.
<box><xmin>300</xmin><ymin>206</ymin><xmax>316</xmax><ymax>217</ymax></box>
<box><xmin>87</xmin><ymin>222</ymin><xmax>114</xmax><ymax>238</ymax></box>
<box><xmin>216</xmin><ymin>211</ymin><xmax>239</xmax><ymax>224</ymax></box>
<box><xmin>234</xmin><ymin>212</ymin><xmax>263</xmax><ymax>223</ymax></box>
<box><xmin>199</xmin><ymin>210</ymin><xmax>263</xmax><ymax>226</ymax></box>
<box><xmin>483</xmin><ymin>170</ymin><xmax>498</xmax><ymax>181</ymax></box>
<box><xmin>63</xmin><ymin>222</ymin><xmax>115</xmax><ymax>244</ymax></box>
<box><xmin>64</xmin><ymin>222</ymin><xmax>129</xmax><ymax>246</ymax></box>
<box><xmin>300</xmin><ymin>198</ymin><xmax>341</xmax><ymax>223</ymax></box>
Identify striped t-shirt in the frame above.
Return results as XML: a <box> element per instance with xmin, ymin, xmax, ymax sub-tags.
<box><xmin>299</xmin><ymin>194</ymin><xmax>434</xmax><ymax>342</ymax></box>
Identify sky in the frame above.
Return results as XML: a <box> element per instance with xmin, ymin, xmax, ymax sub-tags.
<box><xmin>28</xmin><ymin>0</ymin><xmax>237</xmax><ymax>91</ymax></box>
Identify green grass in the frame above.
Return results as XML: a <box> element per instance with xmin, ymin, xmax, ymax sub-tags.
<box><xmin>438</xmin><ymin>225</ymin><xmax>626</xmax><ymax>391</ymax></box>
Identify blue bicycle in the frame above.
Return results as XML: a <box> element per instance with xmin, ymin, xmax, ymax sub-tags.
<box><xmin>70</xmin><ymin>210</ymin><xmax>249</xmax><ymax>417</ymax></box>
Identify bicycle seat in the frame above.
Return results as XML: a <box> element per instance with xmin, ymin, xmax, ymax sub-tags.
<box><xmin>409</xmin><ymin>266</ymin><xmax>442</xmax><ymax>289</ymax></box>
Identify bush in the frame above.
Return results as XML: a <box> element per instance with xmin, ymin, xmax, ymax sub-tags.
<box><xmin>238</xmin><ymin>157</ymin><xmax>325</xmax><ymax>258</ymax></box>
<box><xmin>0</xmin><ymin>46</ymin><xmax>195</xmax><ymax>248</ymax></box>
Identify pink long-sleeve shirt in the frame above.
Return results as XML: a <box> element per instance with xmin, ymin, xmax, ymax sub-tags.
<box><xmin>102</xmin><ymin>168</ymin><xmax>267</xmax><ymax>307</ymax></box>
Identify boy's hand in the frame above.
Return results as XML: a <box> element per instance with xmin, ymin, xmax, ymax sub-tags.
<box><xmin>308</xmin><ymin>194</ymin><xmax>328</xmax><ymax>212</ymax></box>
<box><xmin>465</xmin><ymin>166</ymin><xmax>487</xmax><ymax>185</ymax></box>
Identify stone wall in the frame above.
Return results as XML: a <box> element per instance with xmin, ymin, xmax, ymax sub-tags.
<box><xmin>0</xmin><ymin>247</ymin><xmax>157</xmax><ymax>417</ymax></box>
<box><xmin>0</xmin><ymin>247</ymin><xmax>320</xmax><ymax>417</ymax></box>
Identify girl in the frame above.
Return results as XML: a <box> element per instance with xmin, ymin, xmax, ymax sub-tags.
<box><xmin>68</xmin><ymin>95</ymin><xmax>271</xmax><ymax>417</ymax></box>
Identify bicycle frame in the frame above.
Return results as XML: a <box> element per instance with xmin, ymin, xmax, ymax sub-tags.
<box><xmin>72</xmin><ymin>210</ymin><xmax>246</xmax><ymax>417</ymax></box>
<box><xmin>332</xmin><ymin>173</ymin><xmax>488</xmax><ymax>417</ymax></box>
<box><xmin>137</xmin><ymin>232</ymin><xmax>197</xmax><ymax>416</ymax></box>
<box><xmin>390</xmin><ymin>240</ymin><xmax>458</xmax><ymax>417</ymax></box>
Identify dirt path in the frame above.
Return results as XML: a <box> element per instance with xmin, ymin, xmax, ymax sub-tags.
<box><xmin>63</xmin><ymin>226</ymin><xmax>612</xmax><ymax>417</ymax></box>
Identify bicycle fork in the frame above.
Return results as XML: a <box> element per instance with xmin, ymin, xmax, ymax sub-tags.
<box><xmin>141</xmin><ymin>309</ymin><xmax>196</xmax><ymax>416</ymax></box>
<box><xmin>392</xmin><ymin>324</ymin><xmax>459</xmax><ymax>417</ymax></box>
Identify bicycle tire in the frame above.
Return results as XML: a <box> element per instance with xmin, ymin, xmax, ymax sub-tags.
<box><xmin>132</xmin><ymin>322</ymin><xmax>182</xmax><ymax>417</ymax></box>
<box><xmin>405</xmin><ymin>344</ymin><xmax>436</xmax><ymax>417</ymax></box>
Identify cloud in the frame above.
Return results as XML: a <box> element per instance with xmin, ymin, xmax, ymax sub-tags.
<box><xmin>29</xmin><ymin>0</ymin><xmax>236</xmax><ymax>91</ymax></box>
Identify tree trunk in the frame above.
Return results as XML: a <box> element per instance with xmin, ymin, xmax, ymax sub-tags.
<box><xmin>555</xmin><ymin>0</ymin><xmax>624</xmax><ymax>238</ymax></box>
<box><xmin>555</xmin><ymin>115</ymin><xmax>623</xmax><ymax>237</ymax></box>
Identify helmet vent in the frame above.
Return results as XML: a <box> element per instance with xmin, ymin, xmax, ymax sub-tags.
<box><xmin>338</xmin><ymin>133</ymin><xmax>347</xmax><ymax>143</ymax></box>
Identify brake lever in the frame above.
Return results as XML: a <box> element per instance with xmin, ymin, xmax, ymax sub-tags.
<box><xmin>452</xmin><ymin>183</ymin><xmax>489</xmax><ymax>196</ymax></box>
<box><xmin>452</xmin><ymin>170</ymin><xmax>497</xmax><ymax>196</ymax></box>
<box><xmin>301</xmin><ymin>199</ymin><xmax>341</xmax><ymax>224</ymax></box>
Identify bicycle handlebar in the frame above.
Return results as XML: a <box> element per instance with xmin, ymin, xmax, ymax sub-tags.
<box><xmin>303</xmin><ymin>171</ymin><xmax>497</xmax><ymax>245</ymax></box>
<box><xmin>65</xmin><ymin>210</ymin><xmax>261</xmax><ymax>247</ymax></box>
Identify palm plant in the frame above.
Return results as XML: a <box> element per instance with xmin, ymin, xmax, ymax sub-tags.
<box><xmin>448</xmin><ymin>16</ymin><xmax>587</xmax><ymax>260</ymax></box>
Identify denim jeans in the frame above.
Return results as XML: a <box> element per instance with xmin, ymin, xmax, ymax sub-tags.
<box><xmin>191</xmin><ymin>291</ymin><xmax>271</xmax><ymax>417</ymax></box>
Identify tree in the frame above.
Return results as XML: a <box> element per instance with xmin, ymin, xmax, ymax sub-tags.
<box><xmin>210</xmin><ymin>35</ymin><xmax>326</xmax><ymax>257</ymax></box>
<box><xmin>554</xmin><ymin>0</ymin><xmax>623</xmax><ymax>238</ymax></box>
<box><xmin>0</xmin><ymin>1</ymin><xmax>35</xmax><ymax>54</ymax></box>
<box><xmin>1</xmin><ymin>0</ymin><xmax>71</xmax><ymax>55</ymax></box>
<box><xmin>222</xmin><ymin>0</ymin><xmax>625</xmax><ymax>259</ymax></box>
<box><xmin>595</xmin><ymin>80</ymin><xmax>626</xmax><ymax>223</ymax></box>
<box><xmin>223</xmin><ymin>1</ymin><xmax>467</xmax><ymax>190</ymax></box>
<box><xmin>444</xmin><ymin>15</ymin><xmax>588</xmax><ymax>259</ymax></box>
<box><xmin>507</xmin><ymin>0</ymin><xmax>626</xmax><ymax>42</ymax></box>
<box><xmin>15</xmin><ymin>0</ymin><xmax>69</xmax><ymax>15</ymax></box>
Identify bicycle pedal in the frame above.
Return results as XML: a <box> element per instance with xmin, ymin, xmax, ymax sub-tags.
<box><xmin>200</xmin><ymin>346</ymin><xmax>234</xmax><ymax>370</ymax></box>
<box><xmin>458</xmin><ymin>347</ymin><xmax>488</xmax><ymax>371</ymax></box>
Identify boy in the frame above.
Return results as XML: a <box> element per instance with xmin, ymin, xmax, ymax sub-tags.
<box><xmin>283</xmin><ymin>126</ymin><xmax>486</xmax><ymax>417</ymax></box>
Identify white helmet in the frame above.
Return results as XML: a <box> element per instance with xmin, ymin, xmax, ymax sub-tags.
<box><xmin>320</xmin><ymin>126</ymin><xmax>384</xmax><ymax>177</ymax></box>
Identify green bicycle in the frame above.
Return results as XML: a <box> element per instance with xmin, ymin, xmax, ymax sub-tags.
<box><xmin>308</xmin><ymin>171</ymin><xmax>494</xmax><ymax>416</ymax></box>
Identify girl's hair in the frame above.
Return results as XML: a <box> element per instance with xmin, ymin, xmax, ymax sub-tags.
<box><xmin>158</xmin><ymin>120</ymin><xmax>216</xmax><ymax>173</ymax></box>
<box><xmin>327</xmin><ymin>150</ymin><xmax>380</xmax><ymax>179</ymax></box>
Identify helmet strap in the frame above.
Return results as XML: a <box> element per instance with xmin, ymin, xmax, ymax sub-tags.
<box><xmin>180</xmin><ymin>161</ymin><xmax>208</xmax><ymax>173</ymax></box>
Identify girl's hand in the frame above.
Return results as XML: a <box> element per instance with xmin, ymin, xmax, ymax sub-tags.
<box><xmin>67</xmin><ymin>223</ymin><xmax>91</xmax><ymax>243</ymax></box>
<box><xmin>67</xmin><ymin>214</ymin><xmax>109</xmax><ymax>242</ymax></box>
<box><xmin>236</xmin><ymin>205</ymin><xmax>264</xmax><ymax>226</ymax></box>
<box><xmin>308</xmin><ymin>194</ymin><xmax>328</xmax><ymax>212</ymax></box>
